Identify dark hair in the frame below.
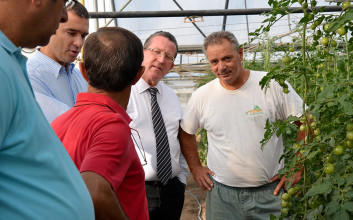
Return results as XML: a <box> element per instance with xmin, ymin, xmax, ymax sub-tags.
<box><xmin>67</xmin><ymin>1</ymin><xmax>89</xmax><ymax>19</ymax></box>
<box><xmin>83</xmin><ymin>27</ymin><xmax>144</xmax><ymax>92</ymax></box>
<box><xmin>203</xmin><ymin>31</ymin><xmax>240</xmax><ymax>57</ymax></box>
<box><xmin>144</xmin><ymin>31</ymin><xmax>178</xmax><ymax>57</ymax></box>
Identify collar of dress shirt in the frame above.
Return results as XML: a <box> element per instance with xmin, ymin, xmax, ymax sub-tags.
<box><xmin>135</xmin><ymin>78</ymin><xmax>163</xmax><ymax>96</ymax></box>
<box><xmin>33</xmin><ymin>49</ymin><xmax>75</xmax><ymax>79</ymax></box>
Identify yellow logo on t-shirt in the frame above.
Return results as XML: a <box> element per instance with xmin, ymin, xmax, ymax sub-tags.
<box><xmin>245</xmin><ymin>105</ymin><xmax>263</xmax><ymax>116</ymax></box>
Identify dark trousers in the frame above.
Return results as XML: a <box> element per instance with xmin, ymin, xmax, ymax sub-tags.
<box><xmin>145</xmin><ymin>176</ymin><xmax>185</xmax><ymax>220</ymax></box>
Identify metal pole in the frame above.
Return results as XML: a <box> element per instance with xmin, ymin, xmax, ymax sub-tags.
<box><xmin>104</xmin><ymin>0</ymin><xmax>132</xmax><ymax>27</ymax></box>
<box><xmin>89</xmin><ymin>6</ymin><xmax>343</xmax><ymax>18</ymax></box>
<box><xmin>172</xmin><ymin>0</ymin><xmax>206</xmax><ymax>38</ymax></box>
<box><xmin>244</xmin><ymin>0</ymin><xmax>250</xmax><ymax>42</ymax></box>
<box><xmin>93</xmin><ymin>0</ymin><xmax>99</xmax><ymax>30</ymax></box>
<box><xmin>222</xmin><ymin>0</ymin><xmax>229</xmax><ymax>31</ymax></box>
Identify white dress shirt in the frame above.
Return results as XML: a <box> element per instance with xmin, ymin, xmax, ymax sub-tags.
<box><xmin>127</xmin><ymin>78</ymin><xmax>189</xmax><ymax>184</ymax></box>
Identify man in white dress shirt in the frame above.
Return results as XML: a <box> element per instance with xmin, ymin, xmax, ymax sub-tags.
<box><xmin>27</xmin><ymin>2</ymin><xmax>89</xmax><ymax>123</ymax></box>
<box><xmin>126</xmin><ymin>31</ymin><xmax>188</xmax><ymax>220</ymax></box>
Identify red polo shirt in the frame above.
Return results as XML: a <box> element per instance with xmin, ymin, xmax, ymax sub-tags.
<box><xmin>52</xmin><ymin>93</ymin><xmax>149</xmax><ymax>220</ymax></box>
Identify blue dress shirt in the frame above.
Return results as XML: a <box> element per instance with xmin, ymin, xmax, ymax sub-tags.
<box><xmin>0</xmin><ymin>30</ymin><xmax>94</xmax><ymax>219</ymax></box>
<box><xmin>27</xmin><ymin>49</ymin><xmax>87</xmax><ymax>123</ymax></box>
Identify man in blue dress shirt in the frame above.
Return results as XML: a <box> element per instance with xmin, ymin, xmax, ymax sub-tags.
<box><xmin>0</xmin><ymin>0</ymin><xmax>94</xmax><ymax>219</ymax></box>
<box><xmin>27</xmin><ymin>1</ymin><xmax>89</xmax><ymax>123</ymax></box>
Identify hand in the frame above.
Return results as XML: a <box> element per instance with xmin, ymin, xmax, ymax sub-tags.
<box><xmin>191</xmin><ymin>166</ymin><xmax>215</xmax><ymax>191</ymax></box>
<box><xmin>271</xmin><ymin>170</ymin><xmax>302</xmax><ymax>196</ymax></box>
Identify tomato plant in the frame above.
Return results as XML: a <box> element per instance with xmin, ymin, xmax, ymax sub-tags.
<box><xmin>249</xmin><ymin>0</ymin><xmax>353</xmax><ymax>219</ymax></box>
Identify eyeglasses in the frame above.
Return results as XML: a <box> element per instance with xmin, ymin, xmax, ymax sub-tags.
<box><xmin>131</xmin><ymin>128</ymin><xmax>147</xmax><ymax>166</ymax></box>
<box><xmin>65</xmin><ymin>0</ymin><xmax>77</xmax><ymax>10</ymax></box>
<box><xmin>144</xmin><ymin>48</ymin><xmax>175</xmax><ymax>63</ymax></box>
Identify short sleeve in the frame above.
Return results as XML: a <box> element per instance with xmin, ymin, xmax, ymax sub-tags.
<box><xmin>80</xmin><ymin>118</ymin><xmax>131</xmax><ymax>192</ymax></box>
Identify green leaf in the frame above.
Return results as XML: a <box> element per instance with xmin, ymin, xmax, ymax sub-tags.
<box><xmin>346</xmin><ymin>191</ymin><xmax>353</xmax><ymax>199</ymax></box>
<box><xmin>343</xmin><ymin>202</ymin><xmax>353</xmax><ymax>213</ymax></box>
<box><xmin>304</xmin><ymin>183</ymin><xmax>332</xmax><ymax>199</ymax></box>
<box><xmin>327</xmin><ymin>200</ymin><xmax>340</xmax><ymax>215</ymax></box>
<box><xmin>306</xmin><ymin>150</ymin><xmax>319</xmax><ymax>160</ymax></box>
<box><xmin>329</xmin><ymin>9</ymin><xmax>353</xmax><ymax>31</ymax></box>
<box><xmin>332</xmin><ymin>207</ymin><xmax>350</xmax><ymax>220</ymax></box>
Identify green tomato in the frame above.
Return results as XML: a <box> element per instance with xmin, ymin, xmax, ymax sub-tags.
<box><xmin>314</xmin><ymin>128</ymin><xmax>321</xmax><ymax>136</ymax></box>
<box><xmin>283</xmin><ymin>88</ymin><xmax>289</xmax><ymax>94</ymax></box>
<box><xmin>342</xmin><ymin>1</ymin><xmax>351</xmax><ymax>10</ymax></box>
<box><xmin>302</xmin><ymin>3</ymin><xmax>308</xmax><ymax>9</ymax></box>
<box><xmin>311</xmin><ymin>121</ymin><xmax>317</xmax><ymax>128</ymax></box>
<box><xmin>346</xmin><ymin>140</ymin><xmax>353</xmax><ymax>149</ymax></box>
<box><xmin>281</xmin><ymin>207</ymin><xmax>289</xmax><ymax>215</ymax></box>
<box><xmin>326</xmin><ymin>155</ymin><xmax>334</xmax><ymax>163</ymax></box>
<box><xmin>324</xmin><ymin>163</ymin><xmax>335</xmax><ymax>174</ymax></box>
<box><xmin>281</xmin><ymin>200</ymin><xmax>289</xmax><ymax>208</ymax></box>
<box><xmin>298</xmin><ymin>0</ymin><xmax>304</xmax><ymax>4</ymax></box>
<box><xmin>289</xmin><ymin>47</ymin><xmax>295</xmax><ymax>52</ymax></box>
<box><xmin>331</xmin><ymin>40</ymin><xmax>337</xmax><ymax>47</ymax></box>
<box><xmin>346</xmin><ymin>123</ymin><xmax>353</xmax><ymax>131</ymax></box>
<box><xmin>334</xmin><ymin>145</ymin><xmax>344</xmax><ymax>155</ymax></box>
<box><xmin>337</xmin><ymin>27</ymin><xmax>347</xmax><ymax>36</ymax></box>
<box><xmin>311</xmin><ymin>0</ymin><xmax>317</xmax><ymax>7</ymax></box>
<box><xmin>347</xmin><ymin>131</ymin><xmax>353</xmax><ymax>140</ymax></box>
<box><xmin>308</xmin><ymin>114</ymin><xmax>315</xmax><ymax>120</ymax></box>
<box><xmin>308</xmin><ymin>14</ymin><xmax>314</xmax><ymax>21</ymax></box>
<box><xmin>288</xmin><ymin>188</ymin><xmax>297</xmax><ymax>196</ymax></box>
<box><xmin>282</xmin><ymin>193</ymin><xmax>291</xmax><ymax>201</ymax></box>
<box><xmin>310</xmin><ymin>24</ymin><xmax>316</xmax><ymax>30</ymax></box>
<box><xmin>282</xmin><ymin>56</ymin><xmax>291</xmax><ymax>64</ymax></box>
<box><xmin>294</xmin><ymin>186</ymin><xmax>301</xmax><ymax>192</ymax></box>
<box><xmin>321</xmin><ymin>37</ymin><xmax>329</xmax><ymax>46</ymax></box>
<box><xmin>324</xmin><ymin>24</ymin><xmax>331</xmax><ymax>32</ymax></box>
<box><xmin>314</xmin><ymin>171</ymin><xmax>321</xmax><ymax>178</ymax></box>
<box><xmin>309</xmin><ymin>200</ymin><xmax>319</xmax><ymax>208</ymax></box>
<box><xmin>314</xmin><ymin>20</ymin><xmax>321</xmax><ymax>26</ymax></box>
<box><xmin>300</xmin><ymin>124</ymin><xmax>306</xmax><ymax>132</ymax></box>
<box><xmin>293</xmin><ymin>143</ymin><xmax>301</xmax><ymax>149</ymax></box>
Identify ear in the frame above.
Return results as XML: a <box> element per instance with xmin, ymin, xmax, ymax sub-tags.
<box><xmin>168</xmin><ymin>62</ymin><xmax>175</xmax><ymax>72</ymax></box>
<box><xmin>238</xmin><ymin>47</ymin><xmax>244</xmax><ymax>61</ymax></box>
<box><xmin>132</xmin><ymin>66</ymin><xmax>145</xmax><ymax>85</ymax></box>
<box><xmin>32</xmin><ymin>0</ymin><xmax>42</xmax><ymax>7</ymax></box>
<box><xmin>79</xmin><ymin>62</ymin><xmax>89</xmax><ymax>83</ymax></box>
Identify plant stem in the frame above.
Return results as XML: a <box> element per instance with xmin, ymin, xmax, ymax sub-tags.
<box><xmin>345</xmin><ymin>33</ymin><xmax>350</xmax><ymax>80</ymax></box>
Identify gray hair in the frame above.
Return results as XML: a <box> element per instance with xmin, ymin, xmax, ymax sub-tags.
<box><xmin>144</xmin><ymin>31</ymin><xmax>178</xmax><ymax>57</ymax></box>
<box><xmin>203</xmin><ymin>31</ymin><xmax>239</xmax><ymax>56</ymax></box>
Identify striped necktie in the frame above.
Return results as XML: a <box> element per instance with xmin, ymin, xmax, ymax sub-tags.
<box><xmin>148</xmin><ymin>87</ymin><xmax>172</xmax><ymax>185</ymax></box>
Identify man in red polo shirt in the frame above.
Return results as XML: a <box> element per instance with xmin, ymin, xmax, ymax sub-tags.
<box><xmin>51</xmin><ymin>27</ymin><xmax>148</xmax><ymax>220</ymax></box>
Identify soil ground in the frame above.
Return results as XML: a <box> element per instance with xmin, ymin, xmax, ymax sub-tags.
<box><xmin>180</xmin><ymin>175</ymin><xmax>207</xmax><ymax>220</ymax></box>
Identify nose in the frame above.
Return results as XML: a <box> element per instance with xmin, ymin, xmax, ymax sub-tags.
<box><xmin>60</xmin><ymin>7</ymin><xmax>68</xmax><ymax>23</ymax></box>
<box><xmin>73</xmin><ymin>36</ymin><xmax>84</xmax><ymax>49</ymax></box>
<box><xmin>156</xmin><ymin>54</ymin><xmax>167</xmax><ymax>63</ymax></box>
<box><xmin>218</xmin><ymin>61</ymin><xmax>227</xmax><ymax>71</ymax></box>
